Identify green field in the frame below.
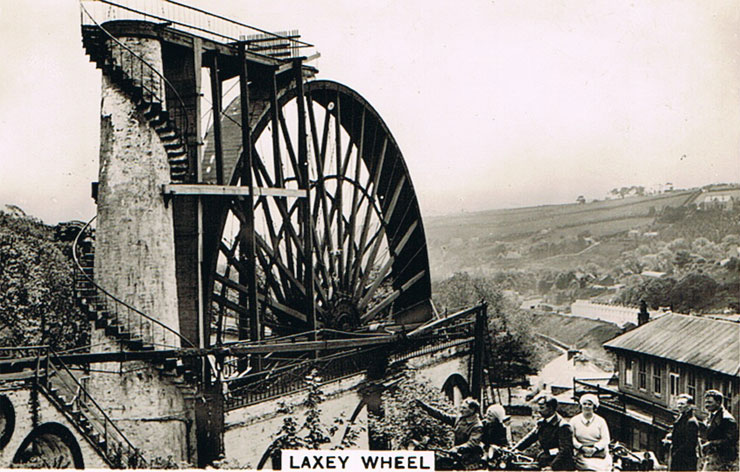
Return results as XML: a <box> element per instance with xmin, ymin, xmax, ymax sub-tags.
<box><xmin>425</xmin><ymin>190</ymin><xmax>698</xmax><ymax>280</ymax></box>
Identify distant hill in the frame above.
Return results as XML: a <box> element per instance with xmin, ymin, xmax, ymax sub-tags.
<box><xmin>425</xmin><ymin>190</ymin><xmax>700</xmax><ymax>280</ymax></box>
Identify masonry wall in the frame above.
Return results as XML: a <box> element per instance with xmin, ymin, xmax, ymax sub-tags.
<box><xmin>0</xmin><ymin>384</ymin><xmax>108</xmax><ymax>468</ymax></box>
<box><xmin>221</xmin><ymin>345</ymin><xmax>472</xmax><ymax>468</ymax></box>
<box><xmin>223</xmin><ymin>375</ymin><xmax>369</xmax><ymax>468</ymax></box>
<box><xmin>89</xmin><ymin>33</ymin><xmax>194</xmax><ymax>464</ymax></box>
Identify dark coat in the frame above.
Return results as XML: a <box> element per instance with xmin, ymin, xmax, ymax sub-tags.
<box><xmin>482</xmin><ymin>418</ymin><xmax>509</xmax><ymax>448</ymax></box>
<box><xmin>515</xmin><ymin>414</ymin><xmax>575</xmax><ymax>471</ymax></box>
<box><xmin>668</xmin><ymin>412</ymin><xmax>700</xmax><ymax>471</ymax></box>
<box><xmin>702</xmin><ymin>407</ymin><xmax>738</xmax><ymax>470</ymax></box>
<box><xmin>418</xmin><ymin>402</ymin><xmax>483</xmax><ymax>456</ymax></box>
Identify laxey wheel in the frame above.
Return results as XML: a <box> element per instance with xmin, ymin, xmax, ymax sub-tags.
<box><xmin>202</xmin><ymin>80</ymin><xmax>432</xmax><ymax>343</ymax></box>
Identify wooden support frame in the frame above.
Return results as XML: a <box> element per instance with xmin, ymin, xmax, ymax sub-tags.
<box><xmin>163</xmin><ymin>184</ymin><xmax>307</xmax><ymax>198</ymax></box>
<box><xmin>238</xmin><ymin>41</ymin><xmax>260</xmax><ymax>350</ymax></box>
<box><xmin>294</xmin><ymin>58</ymin><xmax>316</xmax><ymax>337</ymax></box>
<box><xmin>209</xmin><ymin>53</ymin><xmax>225</xmax><ymax>185</ymax></box>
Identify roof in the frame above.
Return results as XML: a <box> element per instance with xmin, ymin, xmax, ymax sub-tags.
<box><xmin>604</xmin><ymin>314</ymin><xmax>740</xmax><ymax>377</ymax></box>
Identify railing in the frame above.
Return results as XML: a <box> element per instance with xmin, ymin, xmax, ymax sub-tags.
<box><xmin>80</xmin><ymin>1</ymin><xmax>191</xmax><ymax>164</ymax></box>
<box><xmin>37</xmin><ymin>348</ymin><xmax>146</xmax><ymax>468</ymax></box>
<box><xmin>73</xmin><ymin>216</ymin><xmax>195</xmax><ymax>350</ymax></box>
<box><xmin>223</xmin><ymin>326</ymin><xmax>475</xmax><ymax>411</ymax></box>
<box><xmin>573</xmin><ymin>378</ymin><xmax>673</xmax><ymax>430</ymax></box>
<box><xmin>80</xmin><ymin>0</ymin><xmax>313</xmax><ymax>57</ymax></box>
<box><xmin>0</xmin><ymin>346</ymin><xmax>52</xmax><ymax>359</ymax></box>
<box><xmin>225</xmin><ymin>348</ymin><xmax>373</xmax><ymax>410</ymax></box>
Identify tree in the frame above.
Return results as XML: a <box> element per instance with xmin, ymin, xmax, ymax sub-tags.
<box><xmin>432</xmin><ymin>272</ymin><xmax>542</xmax><ymax>387</ymax></box>
<box><xmin>267</xmin><ymin>371</ymin><xmax>363</xmax><ymax>469</ymax></box>
<box><xmin>367</xmin><ymin>369</ymin><xmax>453</xmax><ymax>451</ymax></box>
<box><xmin>669</xmin><ymin>273</ymin><xmax>719</xmax><ymax>312</ymax></box>
<box><xmin>432</xmin><ymin>272</ymin><xmax>503</xmax><ymax>312</ymax></box>
<box><xmin>0</xmin><ymin>211</ymin><xmax>88</xmax><ymax>352</ymax></box>
<box><xmin>576</xmin><ymin>195</ymin><xmax>586</xmax><ymax>205</ymax></box>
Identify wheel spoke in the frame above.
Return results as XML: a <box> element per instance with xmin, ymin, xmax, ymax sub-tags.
<box><xmin>334</xmin><ymin>93</ymin><xmax>345</xmax><ymax>286</ymax></box>
<box><xmin>343</xmin><ymin>107</ymin><xmax>366</xmax><ymax>288</ymax></box>
<box><xmin>350</xmin><ymin>136</ymin><xmax>387</xmax><ymax>295</ymax></box>
<box><xmin>307</xmin><ymin>93</ymin><xmax>339</xmax><ymax>287</ymax></box>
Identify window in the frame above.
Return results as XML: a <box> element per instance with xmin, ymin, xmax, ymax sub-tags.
<box><xmin>722</xmin><ymin>380</ymin><xmax>733</xmax><ymax>409</ymax></box>
<box><xmin>639</xmin><ymin>430</ymin><xmax>649</xmax><ymax>450</ymax></box>
<box><xmin>638</xmin><ymin>359</ymin><xmax>647</xmax><ymax>390</ymax></box>
<box><xmin>653</xmin><ymin>363</ymin><xmax>662</xmax><ymax>396</ymax></box>
<box><xmin>670</xmin><ymin>372</ymin><xmax>680</xmax><ymax>396</ymax></box>
<box><xmin>687</xmin><ymin>371</ymin><xmax>696</xmax><ymax>400</ymax></box>
<box><xmin>624</xmin><ymin>358</ymin><xmax>633</xmax><ymax>386</ymax></box>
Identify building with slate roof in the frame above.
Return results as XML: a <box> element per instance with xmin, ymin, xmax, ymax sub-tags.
<box><xmin>574</xmin><ymin>313</ymin><xmax>739</xmax><ymax>461</ymax></box>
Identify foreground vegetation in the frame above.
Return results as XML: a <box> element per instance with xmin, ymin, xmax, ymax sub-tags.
<box><xmin>0</xmin><ymin>208</ymin><xmax>87</xmax><ymax>352</ymax></box>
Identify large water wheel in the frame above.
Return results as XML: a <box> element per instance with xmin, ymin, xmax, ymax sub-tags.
<box><xmin>202</xmin><ymin>79</ymin><xmax>432</xmax><ymax>343</ymax></box>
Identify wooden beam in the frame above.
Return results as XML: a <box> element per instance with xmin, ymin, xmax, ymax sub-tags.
<box><xmin>163</xmin><ymin>184</ymin><xmax>307</xmax><ymax>198</ymax></box>
<box><xmin>295</xmin><ymin>58</ymin><xmax>316</xmax><ymax>337</ymax></box>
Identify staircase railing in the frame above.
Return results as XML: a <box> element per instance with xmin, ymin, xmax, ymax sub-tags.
<box><xmin>80</xmin><ymin>1</ymin><xmax>190</xmax><ymax>167</ymax></box>
<box><xmin>73</xmin><ymin>216</ymin><xmax>195</xmax><ymax>349</ymax></box>
<box><xmin>36</xmin><ymin>347</ymin><xmax>147</xmax><ymax>468</ymax></box>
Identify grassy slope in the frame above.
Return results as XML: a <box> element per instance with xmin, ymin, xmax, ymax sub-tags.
<box><xmin>425</xmin><ymin>191</ymin><xmax>696</xmax><ymax>279</ymax></box>
<box><xmin>530</xmin><ymin>313</ymin><xmax>624</xmax><ymax>369</ymax></box>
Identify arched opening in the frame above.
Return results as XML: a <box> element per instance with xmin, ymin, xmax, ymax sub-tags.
<box><xmin>0</xmin><ymin>394</ymin><xmax>16</xmax><ymax>450</ymax></box>
<box><xmin>441</xmin><ymin>373</ymin><xmax>470</xmax><ymax>407</ymax></box>
<box><xmin>12</xmin><ymin>422</ymin><xmax>84</xmax><ymax>469</ymax></box>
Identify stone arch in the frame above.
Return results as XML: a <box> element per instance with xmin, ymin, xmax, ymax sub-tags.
<box><xmin>12</xmin><ymin>422</ymin><xmax>84</xmax><ymax>469</ymax></box>
<box><xmin>441</xmin><ymin>373</ymin><xmax>470</xmax><ymax>406</ymax></box>
<box><xmin>0</xmin><ymin>394</ymin><xmax>16</xmax><ymax>450</ymax></box>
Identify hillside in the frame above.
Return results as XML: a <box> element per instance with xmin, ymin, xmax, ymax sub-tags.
<box><xmin>426</xmin><ymin>189</ymin><xmax>706</xmax><ymax>279</ymax></box>
<box><xmin>425</xmin><ymin>185</ymin><xmax>740</xmax><ymax>315</ymax></box>
<box><xmin>531</xmin><ymin>313</ymin><xmax>624</xmax><ymax>369</ymax></box>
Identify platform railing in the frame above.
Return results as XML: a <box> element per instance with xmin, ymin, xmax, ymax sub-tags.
<box><xmin>73</xmin><ymin>216</ymin><xmax>195</xmax><ymax>350</ymax></box>
<box><xmin>224</xmin><ymin>348</ymin><xmax>374</xmax><ymax>410</ymax></box>
<box><xmin>80</xmin><ymin>0</ymin><xmax>312</xmax><ymax>57</ymax></box>
<box><xmin>37</xmin><ymin>348</ymin><xmax>147</xmax><ymax>468</ymax></box>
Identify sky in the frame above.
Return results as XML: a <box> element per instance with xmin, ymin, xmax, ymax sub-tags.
<box><xmin>1</xmin><ymin>0</ymin><xmax>738</xmax><ymax>224</ymax></box>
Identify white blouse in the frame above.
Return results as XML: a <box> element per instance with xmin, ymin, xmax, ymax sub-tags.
<box><xmin>570</xmin><ymin>413</ymin><xmax>612</xmax><ymax>471</ymax></box>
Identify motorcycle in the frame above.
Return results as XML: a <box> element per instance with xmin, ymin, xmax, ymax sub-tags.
<box><xmin>485</xmin><ymin>446</ymin><xmax>539</xmax><ymax>470</ymax></box>
<box><xmin>610</xmin><ymin>442</ymin><xmax>665</xmax><ymax>471</ymax></box>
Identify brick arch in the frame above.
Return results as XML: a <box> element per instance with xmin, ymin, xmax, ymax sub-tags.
<box><xmin>0</xmin><ymin>394</ymin><xmax>15</xmax><ymax>450</ymax></box>
<box><xmin>12</xmin><ymin>422</ymin><xmax>84</xmax><ymax>469</ymax></box>
<box><xmin>442</xmin><ymin>373</ymin><xmax>470</xmax><ymax>405</ymax></box>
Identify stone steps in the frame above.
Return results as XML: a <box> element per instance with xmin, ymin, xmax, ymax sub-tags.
<box><xmin>81</xmin><ymin>25</ymin><xmax>189</xmax><ymax>182</ymax></box>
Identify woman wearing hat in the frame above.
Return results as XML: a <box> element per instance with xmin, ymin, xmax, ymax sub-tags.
<box><xmin>482</xmin><ymin>404</ymin><xmax>511</xmax><ymax>460</ymax></box>
<box><xmin>571</xmin><ymin>394</ymin><xmax>612</xmax><ymax>471</ymax></box>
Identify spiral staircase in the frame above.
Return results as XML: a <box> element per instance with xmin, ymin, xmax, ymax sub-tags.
<box><xmin>21</xmin><ymin>12</ymin><xmax>203</xmax><ymax>466</ymax></box>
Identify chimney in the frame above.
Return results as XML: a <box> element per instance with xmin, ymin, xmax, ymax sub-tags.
<box><xmin>638</xmin><ymin>300</ymin><xmax>650</xmax><ymax>326</ymax></box>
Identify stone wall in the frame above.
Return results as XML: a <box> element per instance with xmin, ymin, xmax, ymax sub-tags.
<box><xmin>90</xmin><ymin>33</ymin><xmax>194</xmax><ymax>465</ymax></box>
<box><xmin>0</xmin><ymin>384</ymin><xmax>108</xmax><ymax>468</ymax></box>
<box><xmin>223</xmin><ymin>375</ymin><xmax>369</xmax><ymax>468</ymax></box>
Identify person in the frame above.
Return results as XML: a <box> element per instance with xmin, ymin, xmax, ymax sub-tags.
<box><xmin>514</xmin><ymin>394</ymin><xmax>575</xmax><ymax>470</ymax></box>
<box><xmin>482</xmin><ymin>404</ymin><xmax>511</xmax><ymax>447</ymax></box>
<box><xmin>481</xmin><ymin>404</ymin><xmax>511</xmax><ymax>460</ymax></box>
<box><xmin>570</xmin><ymin>393</ymin><xmax>612</xmax><ymax>471</ymax></box>
<box><xmin>662</xmin><ymin>393</ymin><xmax>700</xmax><ymax>471</ymax></box>
<box><xmin>700</xmin><ymin>390</ymin><xmax>738</xmax><ymax>471</ymax></box>
<box><xmin>415</xmin><ymin>397</ymin><xmax>483</xmax><ymax>468</ymax></box>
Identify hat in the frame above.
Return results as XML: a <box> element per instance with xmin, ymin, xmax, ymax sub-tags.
<box><xmin>486</xmin><ymin>404</ymin><xmax>509</xmax><ymax>422</ymax></box>
<box><xmin>579</xmin><ymin>393</ymin><xmax>600</xmax><ymax>408</ymax></box>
